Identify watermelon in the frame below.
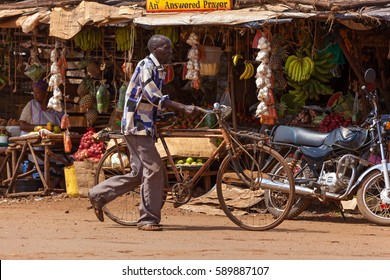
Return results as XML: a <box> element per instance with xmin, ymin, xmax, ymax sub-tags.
<box><xmin>327</xmin><ymin>92</ymin><xmax>342</xmax><ymax>108</ymax></box>
<box><xmin>204</xmin><ymin>114</ymin><xmax>217</xmax><ymax>128</ymax></box>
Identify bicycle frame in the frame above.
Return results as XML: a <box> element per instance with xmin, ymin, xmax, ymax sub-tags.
<box><xmin>158</xmin><ymin>127</ymin><xmax>226</xmax><ymax>190</ymax></box>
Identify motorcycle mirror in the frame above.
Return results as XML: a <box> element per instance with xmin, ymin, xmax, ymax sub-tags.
<box><xmin>364</xmin><ymin>68</ymin><xmax>376</xmax><ymax>83</ymax></box>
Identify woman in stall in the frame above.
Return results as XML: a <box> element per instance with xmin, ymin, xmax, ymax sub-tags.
<box><xmin>19</xmin><ymin>80</ymin><xmax>64</xmax><ymax>135</ymax></box>
<box><xmin>18</xmin><ymin>80</ymin><xmax>66</xmax><ymax>189</ymax></box>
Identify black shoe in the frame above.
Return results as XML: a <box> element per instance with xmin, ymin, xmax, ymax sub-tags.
<box><xmin>89</xmin><ymin>197</ymin><xmax>104</xmax><ymax>222</ymax></box>
<box><xmin>93</xmin><ymin>206</ymin><xmax>104</xmax><ymax>222</ymax></box>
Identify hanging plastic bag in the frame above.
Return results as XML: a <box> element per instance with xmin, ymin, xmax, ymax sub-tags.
<box><xmin>24</xmin><ymin>64</ymin><xmax>44</xmax><ymax>82</ymax></box>
<box><xmin>116</xmin><ymin>82</ymin><xmax>128</xmax><ymax>112</ymax></box>
<box><xmin>61</xmin><ymin>114</ymin><xmax>70</xmax><ymax>130</ymax></box>
<box><xmin>96</xmin><ymin>83</ymin><xmax>110</xmax><ymax>113</ymax></box>
<box><xmin>63</xmin><ymin>129</ymin><xmax>72</xmax><ymax>153</ymax></box>
<box><xmin>220</xmin><ymin>87</ymin><xmax>232</xmax><ymax>107</ymax></box>
<box><xmin>24</xmin><ymin>49</ymin><xmax>45</xmax><ymax>82</ymax></box>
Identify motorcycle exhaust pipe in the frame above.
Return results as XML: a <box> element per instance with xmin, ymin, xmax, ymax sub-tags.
<box><xmin>258</xmin><ymin>178</ymin><xmax>343</xmax><ymax>200</ymax></box>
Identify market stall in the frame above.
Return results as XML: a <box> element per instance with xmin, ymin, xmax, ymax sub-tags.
<box><xmin>2</xmin><ymin>132</ymin><xmax>79</xmax><ymax>197</ymax></box>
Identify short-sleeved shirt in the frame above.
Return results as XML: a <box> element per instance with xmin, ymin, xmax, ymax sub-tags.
<box><xmin>19</xmin><ymin>99</ymin><xmax>64</xmax><ymax>135</ymax></box>
<box><xmin>121</xmin><ymin>53</ymin><xmax>169</xmax><ymax>138</ymax></box>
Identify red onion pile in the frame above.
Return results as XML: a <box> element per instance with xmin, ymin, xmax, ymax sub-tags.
<box><xmin>73</xmin><ymin>129</ymin><xmax>105</xmax><ymax>163</ymax></box>
<box><xmin>319</xmin><ymin>112</ymin><xmax>352</xmax><ymax>132</ymax></box>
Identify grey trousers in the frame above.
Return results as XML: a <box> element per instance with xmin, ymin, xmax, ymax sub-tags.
<box><xmin>88</xmin><ymin>134</ymin><xmax>165</xmax><ymax>226</ymax></box>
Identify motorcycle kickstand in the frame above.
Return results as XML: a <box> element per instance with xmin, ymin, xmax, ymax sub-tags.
<box><xmin>334</xmin><ymin>201</ymin><xmax>347</xmax><ymax>221</ymax></box>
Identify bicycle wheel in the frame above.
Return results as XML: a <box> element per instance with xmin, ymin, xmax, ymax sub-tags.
<box><xmin>94</xmin><ymin>142</ymin><xmax>139</xmax><ymax>226</ymax></box>
<box><xmin>94</xmin><ymin>142</ymin><xmax>168</xmax><ymax>226</ymax></box>
<box><xmin>216</xmin><ymin>144</ymin><xmax>295</xmax><ymax>230</ymax></box>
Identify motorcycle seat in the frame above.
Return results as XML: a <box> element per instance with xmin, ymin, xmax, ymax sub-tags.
<box><xmin>272</xmin><ymin>125</ymin><xmax>330</xmax><ymax>147</ymax></box>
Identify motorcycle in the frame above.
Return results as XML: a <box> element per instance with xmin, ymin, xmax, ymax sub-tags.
<box><xmin>262</xmin><ymin>68</ymin><xmax>390</xmax><ymax>226</ymax></box>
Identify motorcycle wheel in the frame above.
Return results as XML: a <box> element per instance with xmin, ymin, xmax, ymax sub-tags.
<box><xmin>357</xmin><ymin>170</ymin><xmax>390</xmax><ymax>226</ymax></box>
<box><xmin>264</xmin><ymin>159</ymin><xmax>311</xmax><ymax>219</ymax></box>
<box><xmin>265</xmin><ymin>190</ymin><xmax>311</xmax><ymax>219</ymax></box>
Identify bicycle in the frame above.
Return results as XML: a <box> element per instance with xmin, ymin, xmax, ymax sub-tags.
<box><xmin>93</xmin><ymin>103</ymin><xmax>295</xmax><ymax>231</ymax></box>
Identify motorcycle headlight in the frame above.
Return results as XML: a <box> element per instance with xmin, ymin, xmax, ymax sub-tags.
<box><xmin>383</xmin><ymin>121</ymin><xmax>390</xmax><ymax>131</ymax></box>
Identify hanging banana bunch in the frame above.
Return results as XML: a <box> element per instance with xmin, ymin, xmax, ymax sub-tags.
<box><xmin>239</xmin><ymin>61</ymin><xmax>254</xmax><ymax>80</ymax></box>
<box><xmin>284</xmin><ymin>42</ymin><xmax>335</xmax><ymax>103</ymax></box>
<box><xmin>115</xmin><ymin>26</ymin><xmax>137</xmax><ymax>52</ymax></box>
<box><xmin>155</xmin><ymin>26</ymin><xmax>179</xmax><ymax>45</ymax></box>
<box><xmin>74</xmin><ymin>28</ymin><xmax>103</xmax><ymax>52</ymax></box>
<box><xmin>284</xmin><ymin>55</ymin><xmax>315</xmax><ymax>82</ymax></box>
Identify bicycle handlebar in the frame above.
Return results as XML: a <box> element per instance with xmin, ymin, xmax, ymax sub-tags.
<box><xmin>196</xmin><ymin>103</ymin><xmax>232</xmax><ymax>117</ymax></box>
<box><xmin>195</xmin><ymin>106</ymin><xmax>212</xmax><ymax>114</ymax></box>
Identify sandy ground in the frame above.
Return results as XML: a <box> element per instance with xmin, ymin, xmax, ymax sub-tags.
<box><xmin>1</xmin><ymin>194</ymin><xmax>390</xmax><ymax>260</ymax></box>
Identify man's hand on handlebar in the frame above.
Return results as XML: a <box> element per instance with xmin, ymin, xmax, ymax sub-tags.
<box><xmin>183</xmin><ymin>105</ymin><xmax>196</xmax><ymax>114</ymax></box>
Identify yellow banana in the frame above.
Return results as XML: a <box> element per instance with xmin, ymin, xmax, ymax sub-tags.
<box><xmin>232</xmin><ymin>54</ymin><xmax>243</xmax><ymax>66</ymax></box>
<box><xmin>239</xmin><ymin>62</ymin><xmax>250</xmax><ymax>80</ymax></box>
<box><xmin>249</xmin><ymin>63</ymin><xmax>255</xmax><ymax>79</ymax></box>
<box><xmin>245</xmin><ymin>62</ymin><xmax>254</xmax><ymax>79</ymax></box>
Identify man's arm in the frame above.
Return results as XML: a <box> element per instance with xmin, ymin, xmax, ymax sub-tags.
<box><xmin>19</xmin><ymin>102</ymin><xmax>35</xmax><ymax>132</ymax></box>
<box><xmin>162</xmin><ymin>99</ymin><xmax>195</xmax><ymax>114</ymax></box>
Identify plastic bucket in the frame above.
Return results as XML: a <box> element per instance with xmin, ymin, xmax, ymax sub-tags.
<box><xmin>0</xmin><ymin>135</ymin><xmax>8</xmax><ymax>147</ymax></box>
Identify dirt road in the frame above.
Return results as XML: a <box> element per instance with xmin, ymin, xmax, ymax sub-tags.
<box><xmin>0</xmin><ymin>194</ymin><xmax>389</xmax><ymax>260</ymax></box>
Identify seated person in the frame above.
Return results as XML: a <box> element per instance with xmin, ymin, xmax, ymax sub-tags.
<box><xmin>19</xmin><ymin>80</ymin><xmax>64</xmax><ymax>135</ymax></box>
<box><xmin>19</xmin><ymin>80</ymin><xmax>68</xmax><ymax>189</ymax></box>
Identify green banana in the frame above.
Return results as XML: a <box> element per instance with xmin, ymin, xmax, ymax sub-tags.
<box><xmin>314</xmin><ymin>65</ymin><xmax>331</xmax><ymax>75</ymax></box>
<box><xmin>311</xmin><ymin>71</ymin><xmax>330</xmax><ymax>83</ymax></box>
<box><xmin>288</xmin><ymin>59</ymin><xmax>298</xmax><ymax>77</ymax></box>
<box><xmin>285</xmin><ymin>55</ymin><xmax>298</xmax><ymax>72</ymax></box>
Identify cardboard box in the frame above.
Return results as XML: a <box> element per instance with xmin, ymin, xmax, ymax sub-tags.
<box><xmin>156</xmin><ymin>137</ymin><xmax>217</xmax><ymax>158</ymax></box>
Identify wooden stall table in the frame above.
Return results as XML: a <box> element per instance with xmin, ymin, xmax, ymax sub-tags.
<box><xmin>3</xmin><ymin>132</ymin><xmax>77</xmax><ymax>197</ymax></box>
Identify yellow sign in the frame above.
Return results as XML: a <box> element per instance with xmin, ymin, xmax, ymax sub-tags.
<box><xmin>146</xmin><ymin>0</ymin><xmax>232</xmax><ymax>12</ymax></box>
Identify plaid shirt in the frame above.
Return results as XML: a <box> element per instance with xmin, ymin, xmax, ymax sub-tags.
<box><xmin>121</xmin><ymin>54</ymin><xmax>169</xmax><ymax>138</ymax></box>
